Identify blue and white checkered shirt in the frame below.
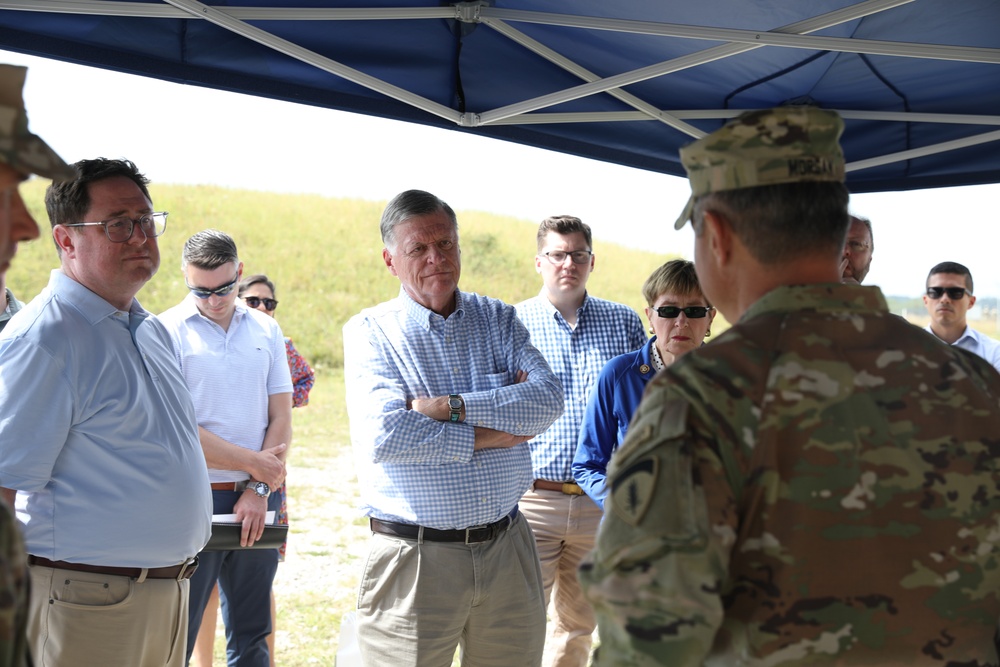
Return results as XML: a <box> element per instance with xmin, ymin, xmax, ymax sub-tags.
<box><xmin>344</xmin><ymin>288</ymin><xmax>564</xmax><ymax>529</ymax></box>
<box><xmin>516</xmin><ymin>291</ymin><xmax>646</xmax><ymax>482</ymax></box>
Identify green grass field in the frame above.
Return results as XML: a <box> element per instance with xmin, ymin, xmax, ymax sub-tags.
<box><xmin>6</xmin><ymin>178</ymin><xmax>676</xmax><ymax>665</ymax></box>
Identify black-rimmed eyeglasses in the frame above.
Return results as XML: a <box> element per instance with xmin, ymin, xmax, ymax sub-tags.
<box><xmin>187</xmin><ymin>275</ymin><xmax>240</xmax><ymax>299</ymax></box>
<box><xmin>926</xmin><ymin>286</ymin><xmax>969</xmax><ymax>300</ymax></box>
<box><xmin>542</xmin><ymin>250</ymin><xmax>592</xmax><ymax>265</ymax></box>
<box><xmin>244</xmin><ymin>296</ymin><xmax>279</xmax><ymax>311</ymax></box>
<box><xmin>62</xmin><ymin>212</ymin><xmax>168</xmax><ymax>243</ymax></box>
<box><xmin>655</xmin><ymin>305</ymin><xmax>712</xmax><ymax>319</ymax></box>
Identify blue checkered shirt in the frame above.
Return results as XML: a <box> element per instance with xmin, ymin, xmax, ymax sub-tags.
<box><xmin>344</xmin><ymin>288</ymin><xmax>564</xmax><ymax>529</ymax></box>
<box><xmin>515</xmin><ymin>292</ymin><xmax>646</xmax><ymax>482</ymax></box>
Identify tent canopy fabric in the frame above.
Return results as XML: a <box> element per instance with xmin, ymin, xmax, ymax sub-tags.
<box><xmin>0</xmin><ymin>0</ymin><xmax>998</xmax><ymax>193</ymax></box>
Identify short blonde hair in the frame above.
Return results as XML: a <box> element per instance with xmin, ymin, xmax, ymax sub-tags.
<box><xmin>641</xmin><ymin>259</ymin><xmax>708</xmax><ymax>307</ymax></box>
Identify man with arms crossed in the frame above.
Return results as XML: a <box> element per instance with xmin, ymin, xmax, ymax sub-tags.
<box><xmin>923</xmin><ymin>260</ymin><xmax>1000</xmax><ymax>373</ymax></box>
<box><xmin>515</xmin><ymin>215</ymin><xmax>645</xmax><ymax>666</ymax></box>
<box><xmin>0</xmin><ymin>158</ymin><xmax>211</xmax><ymax>667</ymax></box>
<box><xmin>581</xmin><ymin>107</ymin><xmax>1000</xmax><ymax>664</ymax></box>
<box><xmin>159</xmin><ymin>229</ymin><xmax>292</xmax><ymax>667</ymax></box>
<box><xmin>344</xmin><ymin>189</ymin><xmax>564</xmax><ymax>667</ymax></box>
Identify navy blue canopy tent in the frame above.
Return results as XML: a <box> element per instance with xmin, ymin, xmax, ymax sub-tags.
<box><xmin>0</xmin><ymin>0</ymin><xmax>997</xmax><ymax>193</ymax></box>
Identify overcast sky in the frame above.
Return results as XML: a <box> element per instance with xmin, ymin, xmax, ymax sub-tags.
<box><xmin>4</xmin><ymin>49</ymin><xmax>999</xmax><ymax>302</ymax></box>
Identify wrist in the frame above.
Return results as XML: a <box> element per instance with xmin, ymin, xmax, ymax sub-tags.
<box><xmin>448</xmin><ymin>394</ymin><xmax>464</xmax><ymax>422</ymax></box>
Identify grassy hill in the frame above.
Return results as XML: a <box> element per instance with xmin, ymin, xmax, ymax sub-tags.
<box><xmin>8</xmin><ymin>179</ymin><xmax>677</xmax><ymax>370</ymax></box>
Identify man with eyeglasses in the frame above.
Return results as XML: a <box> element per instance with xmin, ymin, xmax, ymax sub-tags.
<box><xmin>923</xmin><ymin>261</ymin><xmax>1000</xmax><ymax>373</ymax></box>
<box><xmin>0</xmin><ymin>157</ymin><xmax>211</xmax><ymax>667</ymax></box>
<box><xmin>580</xmin><ymin>107</ymin><xmax>1000</xmax><ymax>665</ymax></box>
<box><xmin>514</xmin><ymin>215</ymin><xmax>645</xmax><ymax>667</ymax></box>
<box><xmin>158</xmin><ymin>229</ymin><xmax>292</xmax><ymax>667</ymax></box>
<box><xmin>840</xmin><ymin>214</ymin><xmax>873</xmax><ymax>284</ymax></box>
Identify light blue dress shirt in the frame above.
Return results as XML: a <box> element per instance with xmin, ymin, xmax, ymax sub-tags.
<box><xmin>926</xmin><ymin>324</ymin><xmax>1000</xmax><ymax>374</ymax></box>
<box><xmin>515</xmin><ymin>292</ymin><xmax>646</xmax><ymax>482</ymax></box>
<box><xmin>0</xmin><ymin>270</ymin><xmax>211</xmax><ymax>566</ymax></box>
<box><xmin>343</xmin><ymin>288</ymin><xmax>563</xmax><ymax>529</ymax></box>
<box><xmin>158</xmin><ymin>296</ymin><xmax>293</xmax><ymax>483</ymax></box>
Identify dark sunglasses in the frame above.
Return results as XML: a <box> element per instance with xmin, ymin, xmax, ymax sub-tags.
<box><xmin>654</xmin><ymin>305</ymin><xmax>712</xmax><ymax>319</ymax></box>
<box><xmin>186</xmin><ymin>275</ymin><xmax>240</xmax><ymax>299</ymax></box>
<box><xmin>244</xmin><ymin>296</ymin><xmax>279</xmax><ymax>311</ymax></box>
<box><xmin>926</xmin><ymin>286</ymin><xmax>969</xmax><ymax>300</ymax></box>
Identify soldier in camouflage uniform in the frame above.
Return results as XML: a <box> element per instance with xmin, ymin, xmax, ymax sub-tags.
<box><xmin>0</xmin><ymin>64</ymin><xmax>74</xmax><ymax>667</ymax></box>
<box><xmin>579</xmin><ymin>107</ymin><xmax>1000</xmax><ymax>665</ymax></box>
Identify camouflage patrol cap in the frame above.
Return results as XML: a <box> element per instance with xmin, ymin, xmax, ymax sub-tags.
<box><xmin>0</xmin><ymin>65</ymin><xmax>74</xmax><ymax>182</ymax></box>
<box><xmin>674</xmin><ymin>106</ymin><xmax>845</xmax><ymax>230</ymax></box>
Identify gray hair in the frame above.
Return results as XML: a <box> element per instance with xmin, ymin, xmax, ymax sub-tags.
<box><xmin>850</xmin><ymin>213</ymin><xmax>874</xmax><ymax>251</ymax></box>
<box><xmin>380</xmin><ymin>189</ymin><xmax>457</xmax><ymax>252</ymax></box>
<box><xmin>182</xmin><ymin>229</ymin><xmax>239</xmax><ymax>270</ymax></box>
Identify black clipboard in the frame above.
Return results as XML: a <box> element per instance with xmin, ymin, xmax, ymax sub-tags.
<box><xmin>203</xmin><ymin>522</ymin><xmax>288</xmax><ymax>551</ymax></box>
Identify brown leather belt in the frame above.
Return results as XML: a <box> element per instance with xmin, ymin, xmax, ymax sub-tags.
<box><xmin>210</xmin><ymin>481</ymin><xmax>247</xmax><ymax>491</ymax></box>
<box><xmin>370</xmin><ymin>508</ymin><xmax>518</xmax><ymax>544</ymax></box>
<box><xmin>533</xmin><ymin>479</ymin><xmax>585</xmax><ymax>495</ymax></box>
<box><xmin>27</xmin><ymin>555</ymin><xmax>199</xmax><ymax>580</ymax></box>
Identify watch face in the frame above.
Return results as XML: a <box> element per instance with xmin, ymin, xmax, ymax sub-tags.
<box><xmin>449</xmin><ymin>396</ymin><xmax>462</xmax><ymax>409</ymax></box>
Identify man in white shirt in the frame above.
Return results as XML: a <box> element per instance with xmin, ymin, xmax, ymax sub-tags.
<box><xmin>159</xmin><ymin>229</ymin><xmax>292</xmax><ymax>667</ymax></box>
<box><xmin>923</xmin><ymin>260</ymin><xmax>1000</xmax><ymax>373</ymax></box>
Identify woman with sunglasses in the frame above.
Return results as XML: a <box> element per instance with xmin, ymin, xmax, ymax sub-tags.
<box><xmin>572</xmin><ymin>259</ymin><xmax>715</xmax><ymax>509</ymax></box>
<box><xmin>191</xmin><ymin>273</ymin><xmax>315</xmax><ymax>667</ymax></box>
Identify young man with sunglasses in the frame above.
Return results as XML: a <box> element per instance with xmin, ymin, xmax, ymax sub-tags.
<box><xmin>159</xmin><ymin>229</ymin><xmax>292</xmax><ymax>667</ymax></box>
<box><xmin>0</xmin><ymin>158</ymin><xmax>211</xmax><ymax>667</ymax></box>
<box><xmin>514</xmin><ymin>215</ymin><xmax>645</xmax><ymax>667</ymax></box>
<box><xmin>923</xmin><ymin>261</ymin><xmax>1000</xmax><ymax>373</ymax></box>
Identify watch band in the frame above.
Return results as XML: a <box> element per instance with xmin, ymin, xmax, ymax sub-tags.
<box><xmin>448</xmin><ymin>394</ymin><xmax>462</xmax><ymax>423</ymax></box>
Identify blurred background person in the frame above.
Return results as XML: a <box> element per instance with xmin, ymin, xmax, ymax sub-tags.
<box><xmin>190</xmin><ymin>273</ymin><xmax>315</xmax><ymax>667</ymax></box>
<box><xmin>839</xmin><ymin>214</ymin><xmax>873</xmax><ymax>284</ymax></box>
<box><xmin>572</xmin><ymin>259</ymin><xmax>714</xmax><ymax>509</ymax></box>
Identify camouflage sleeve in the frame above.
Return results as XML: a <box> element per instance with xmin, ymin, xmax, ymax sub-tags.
<box><xmin>579</xmin><ymin>382</ymin><xmax>736</xmax><ymax>666</ymax></box>
<box><xmin>0</xmin><ymin>502</ymin><xmax>30</xmax><ymax>667</ymax></box>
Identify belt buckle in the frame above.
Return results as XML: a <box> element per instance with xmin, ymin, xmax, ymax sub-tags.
<box><xmin>177</xmin><ymin>556</ymin><xmax>199</xmax><ymax>580</ymax></box>
<box><xmin>562</xmin><ymin>482</ymin><xmax>582</xmax><ymax>495</ymax></box>
<box><xmin>465</xmin><ymin>522</ymin><xmax>493</xmax><ymax>545</ymax></box>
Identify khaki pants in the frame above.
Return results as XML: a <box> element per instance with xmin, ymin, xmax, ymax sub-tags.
<box><xmin>356</xmin><ymin>513</ymin><xmax>546</xmax><ymax>667</ymax></box>
<box><xmin>520</xmin><ymin>488</ymin><xmax>602</xmax><ymax>667</ymax></box>
<box><xmin>28</xmin><ymin>565</ymin><xmax>189</xmax><ymax>667</ymax></box>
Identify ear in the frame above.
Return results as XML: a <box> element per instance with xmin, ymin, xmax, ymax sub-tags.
<box><xmin>702</xmin><ymin>210</ymin><xmax>734</xmax><ymax>267</ymax></box>
<box><xmin>589</xmin><ymin>253</ymin><xmax>596</xmax><ymax>272</ymax></box>
<box><xmin>535</xmin><ymin>254</ymin><xmax>543</xmax><ymax>274</ymax></box>
<box><xmin>969</xmin><ymin>294</ymin><xmax>977</xmax><ymax>308</ymax></box>
<box><xmin>237</xmin><ymin>261</ymin><xmax>244</xmax><ymax>279</ymax></box>
<box><xmin>383</xmin><ymin>248</ymin><xmax>398</xmax><ymax>277</ymax></box>
<box><xmin>708</xmin><ymin>308</ymin><xmax>717</xmax><ymax>326</ymax></box>
<box><xmin>52</xmin><ymin>224</ymin><xmax>76</xmax><ymax>258</ymax></box>
<box><xmin>922</xmin><ymin>294</ymin><xmax>930</xmax><ymax>308</ymax></box>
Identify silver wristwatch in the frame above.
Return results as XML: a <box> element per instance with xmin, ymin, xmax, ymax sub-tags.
<box><xmin>248</xmin><ymin>480</ymin><xmax>271</xmax><ymax>498</ymax></box>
